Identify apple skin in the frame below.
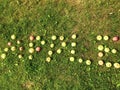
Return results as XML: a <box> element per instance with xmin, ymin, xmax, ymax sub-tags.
<box><xmin>112</xmin><ymin>36</ymin><xmax>119</xmax><ymax>41</ymax></box>
<box><xmin>19</xmin><ymin>47</ymin><xmax>24</xmax><ymax>51</ymax></box>
<box><xmin>36</xmin><ymin>47</ymin><xmax>41</xmax><ymax>52</ymax></box>
<box><xmin>8</xmin><ymin>42</ymin><xmax>12</xmax><ymax>46</ymax></box>
<box><xmin>29</xmin><ymin>35</ymin><xmax>35</xmax><ymax>41</ymax></box>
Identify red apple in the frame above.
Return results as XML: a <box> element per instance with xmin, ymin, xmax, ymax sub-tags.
<box><xmin>36</xmin><ymin>47</ymin><xmax>41</xmax><ymax>52</ymax></box>
<box><xmin>19</xmin><ymin>47</ymin><xmax>24</xmax><ymax>51</ymax></box>
<box><xmin>8</xmin><ymin>42</ymin><xmax>12</xmax><ymax>46</ymax></box>
<box><xmin>112</xmin><ymin>36</ymin><xmax>119</xmax><ymax>41</ymax></box>
<box><xmin>29</xmin><ymin>35</ymin><xmax>35</xmax><ymax>41</ymax></box>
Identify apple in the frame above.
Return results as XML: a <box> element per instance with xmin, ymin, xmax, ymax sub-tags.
<box><xmin>29</xmin><ymin>35</ymin><xmax>35</xmax><ymax>41</ymax></box>
<box><xmin>36</xmin><ymin>47</ymin><xmax>41</xmax><ymax>52</ymax></box>
<box><xmin>112</xmin><ymin>36</ymin><xmax>119</xmax><ymax>42</ymax></box>
<box><xmin>8</xmin><ymin>42</ymin><xmax>12</xmax><ymax>46</ymax></box>
<box><xmin>19</xmin><ymin>47</ymin><xmax>24</xmax><ymax>51</ymax></box>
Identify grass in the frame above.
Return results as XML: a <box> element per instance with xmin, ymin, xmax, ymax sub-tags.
<box><xmin>0</xmin><ymin>0</ymin><xmax>120</xmax><ymax>90</ymax></box>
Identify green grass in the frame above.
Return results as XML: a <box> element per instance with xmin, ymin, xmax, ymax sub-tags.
<box><xmin>0</xmin><ymin>0</ymin><xmax>120</xmax><ymax>90</ymax></box>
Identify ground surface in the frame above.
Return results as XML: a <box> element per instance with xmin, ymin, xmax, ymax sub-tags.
<box><xmin>0</xmin><ymin>0</ymin><xmax>120</xmax><ymax>90</ymax></box>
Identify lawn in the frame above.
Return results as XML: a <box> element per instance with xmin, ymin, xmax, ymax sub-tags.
<box><xmin>0</xmin><ymin>0</ymin><xmax>120</xmax><ymax>90</ymax></box>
